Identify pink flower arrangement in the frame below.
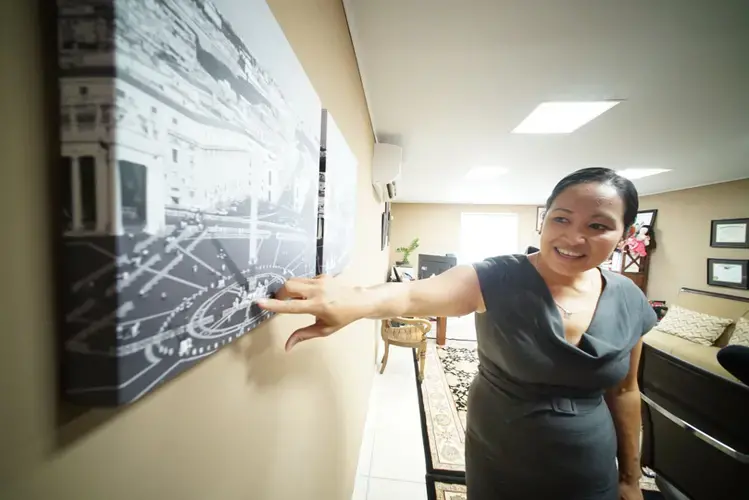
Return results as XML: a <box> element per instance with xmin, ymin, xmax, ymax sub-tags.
<box><xmin>620</xmin><ymin>225</ymin><xmax>651</xmax><ymax>257</ymax></box>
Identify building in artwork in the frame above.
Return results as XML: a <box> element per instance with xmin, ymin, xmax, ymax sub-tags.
<box><xmin>58</xmin><ymin>0</ymin><xmax>314</xmax><ymax>237</ymax></box>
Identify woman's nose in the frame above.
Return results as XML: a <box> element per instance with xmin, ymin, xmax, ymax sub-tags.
<box><xmin>563</xmin><ymin>229</ymin><xmax>587</xmax><ymax>246</ymax></box>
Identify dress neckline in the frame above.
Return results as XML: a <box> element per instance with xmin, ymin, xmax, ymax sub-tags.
<box><xmin>520</xmin><ymin>254</ymin><xmax>613</xmax><ymax>352</ymax></box>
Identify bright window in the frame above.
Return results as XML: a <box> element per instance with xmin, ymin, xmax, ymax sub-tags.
<box><xmin>459</xmin><ymin>212</ymin><xmax>519</xmax><ymax>264</ymax></box>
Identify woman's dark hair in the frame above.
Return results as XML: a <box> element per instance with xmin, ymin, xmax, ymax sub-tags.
<box><xmin>545</xmin><ymin>167</ymin><xmax>639</xmax><ymax>232</ymax></box>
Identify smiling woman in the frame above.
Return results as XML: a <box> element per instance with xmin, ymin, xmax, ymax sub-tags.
<box><xmin>539</xmin><ymin>167</ymin><xmax>639</xmax><ymax>277</ymax></box>
<box><xmin>259</xmin><ymin>167</ymin><xmax>657</xmax><ymax>500</ymax></box>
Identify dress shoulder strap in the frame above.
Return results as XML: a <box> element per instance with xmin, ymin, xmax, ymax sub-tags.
<box><xmin>471</xmin><ymin>254</ymin><xmax>528</xmax><ymax>309</ymax></box>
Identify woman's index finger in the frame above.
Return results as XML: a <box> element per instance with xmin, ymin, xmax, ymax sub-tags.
<box><xmin>256</xmin><ymin>297</ymin><xmax>310</xmax><ymax>314</ymax></box>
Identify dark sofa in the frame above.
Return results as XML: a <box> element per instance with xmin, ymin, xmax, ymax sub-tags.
<box><xmin>638</xmin><ymin>341</ymin><xmax>749</xmax><ymax>499</ymax></box>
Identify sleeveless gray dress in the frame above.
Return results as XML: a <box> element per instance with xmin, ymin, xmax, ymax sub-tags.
<box><xmin>466</xmin><ymin>254</ymin><xmax>657</xmax><ymax>500</ymax></box>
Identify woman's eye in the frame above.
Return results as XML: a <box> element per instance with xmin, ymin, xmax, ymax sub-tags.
<box><xmin>552</xmin><ymin>217</ymin><xmax>568</xmax><ymax>224</ymax></box>
<box><xmin>589</xmin><ymin>223</ymin><xmax>609</xmax><ymax>231</ymax></box>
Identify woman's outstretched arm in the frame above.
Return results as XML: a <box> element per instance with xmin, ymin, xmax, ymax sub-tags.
<box><xmin>359</xmin><ymin>265</ymin><xmax>485</xmax><ymax>319</ymax></box>
<box><xmin>257</xmin><ymin>264</ymin><xmax>484</xmax><ymax>350</ymax></box>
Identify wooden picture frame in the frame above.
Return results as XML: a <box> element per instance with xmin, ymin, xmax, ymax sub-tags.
<box><xmin>707</xmin><ymin>258</ymin><xmax>749</xmax><ymax>290</ymax></box>
<box><xmin>710</xmin><ymin>218</ymin><xmax>749</xmax><ymax>248</ymax></box>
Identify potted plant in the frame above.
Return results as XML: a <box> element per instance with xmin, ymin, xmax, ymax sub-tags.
<box><xmin>395</xmin><ymin>238</ymin><xmax>420</xmax><ymax>267</ymax></box>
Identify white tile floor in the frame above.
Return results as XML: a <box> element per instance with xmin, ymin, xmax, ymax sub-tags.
<box><xmin>352</xmin><ymin>345</ymin><xmax>428</xmax><ymax>500</ymax></box>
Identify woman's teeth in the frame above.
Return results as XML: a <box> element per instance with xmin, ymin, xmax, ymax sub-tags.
<box><xmin>555</xmin><ymin>248</ymin><xmax>584</xmax><ymax>259</ymax></box>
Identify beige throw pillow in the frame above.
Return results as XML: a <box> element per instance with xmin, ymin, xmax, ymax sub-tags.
<box><xmin>656</xmin><ymin>305</ymin><xmax>733</xmax><ymax>346</ymax></box>
<box><xmin>728</xmin><ymin>317</ymin><xmax>749</xmax><ymax>348</ymax></box>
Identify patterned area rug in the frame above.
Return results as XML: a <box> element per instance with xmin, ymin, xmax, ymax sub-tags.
<box><xmin>418</xmin><ymin>341</ymin><xmax>477</xmax><ymax>473</ymax></box>
<box><xmin>416</xmin><ymin>340</ymin><xmax>660</xmax><ymax>492</ymax></box>
<box><xmin>425</xmin><ymin>475</ymin><xmax>661</xmax><ymax>500</ymax></box>
<box><xmin>425</xmin><ymin>476</ymin><xmax>467</xmax><ymax>500</ymax></box>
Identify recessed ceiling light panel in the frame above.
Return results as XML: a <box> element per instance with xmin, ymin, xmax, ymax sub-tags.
<box><xmin>465</xmin><ymin>166</ymin><xmax>509</xmax><ymax>181</ymax></box>
<box><xmin>512</xmin><ymin>100</ymin><xmax>622</xmax><ymax>134</ymax></box>
<box><xmin>617</xmin><ymin>168</ymin><xmax>672</xmax><ymax>180</ymax></box>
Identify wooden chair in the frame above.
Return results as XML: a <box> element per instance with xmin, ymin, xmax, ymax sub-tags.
<box><xmin>380</xmin><ymin>317</ymin><xmax>432</xmax><ymax>381</ymax></box>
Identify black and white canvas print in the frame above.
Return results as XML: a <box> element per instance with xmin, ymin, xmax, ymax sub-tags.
<box><xmin>57</xmin><ymin>0</ymin><xmax>321</xmax><ymax>405</ymax></box>
<box><xmin>316</xmin><ymin>109</ymin><xmax>358</xmax><ymax>276</ymax></box>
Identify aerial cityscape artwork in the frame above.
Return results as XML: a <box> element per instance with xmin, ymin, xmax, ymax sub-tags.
<box><xmin>57</xmin><ymin>0</ymin><xmax>321</xmax><ymax>405</ymax></box>
<box><xmin>316</xmin><ymin>109</ymin><xmax>358</xmax><ymax>276</ymax></box>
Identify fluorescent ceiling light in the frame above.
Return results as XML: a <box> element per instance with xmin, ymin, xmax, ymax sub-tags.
<box><xmin>617</xmin><ymin>168</ymin><xmax>672</xmax><ymax>180</ymax></box>
<box><xmin>465</xmin><ymin>166</ymin><xmax>509</xmax><ymax>181</ymax></box>
<box><xmin>512</xmin><ymin>101</ymin><xmax>622</xmax><ymax>134</ymax></box>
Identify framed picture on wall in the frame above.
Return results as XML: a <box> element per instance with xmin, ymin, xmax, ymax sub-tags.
<box><xmin>316</xmin><ymin>109</ymin><xmax>359</xmax><ymax>276</ymax></box>
<box><xmin>710</xmin><ymin>218</ymin><xmax>749</xmax><ymax>248</ymax></box>
<box><xmin>536</xmin><ymin>206</ymin><xmax>546</xmax><ymax>233</ymax></box>
<box><xmin>707</xmin><ymin>258</ymin><xmax>749</xmax><ymax>290</ymax></box>
<box><xmin>381</xmin><ymin>203</ymin><xmax>391</xmax><ymax>251</ymax></box>
<box><xmin>635</xmin><ymin>209</ymin><xmax>658</xmax><ymax>228</ymax></box>
<box><xmin>385</xmin><ymin>203</ymin><xmax>392</xmax><ymax>246</ymax></box>
<box><xmin>55</xmin><ymin>0</ymin><xmax>322</xmax><ymax>406</ymax></box>
<box><xmin>381</xmin><ymin>212</ymin><xmax>387</xmax><ymax>250</ymax></box>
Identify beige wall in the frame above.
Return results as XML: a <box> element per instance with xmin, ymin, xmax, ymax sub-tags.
<box><xmin>389</xmin><ymin>203</ymin><xmax>540</xmax><ymax>264</ymax></box>
<box><xmin>389</xmin><ymin>180</ymin><xmax>749</xmax><ymax>307</ymax></box>
<box><xmin>0</xmin><ymin>1</ymin><xmax>387</xmax><ymax>499</ymax></box>
<box><xmin>641</xmin><ymin>179</ymin><xmax>749</xmax><ymax>305</ymax></box>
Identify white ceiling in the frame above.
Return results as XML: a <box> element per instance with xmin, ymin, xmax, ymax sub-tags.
<box><xmin>343</xmin><ymin>0</ymin><xmax>749</xmax><ymax>205</ymax></box>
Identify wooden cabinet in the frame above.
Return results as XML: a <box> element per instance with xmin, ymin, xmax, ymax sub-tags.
<box><xmin>623</xmin><ymin>268</ymin><xmax>648</xmax><ymax>294</ymax></box>
<box><xmin>611</xmin><ymin>211</ymin><xmax>658</xmax><ymax>295</ymax></box>
<box><xmin>616</xmin><ymin>250</ymin><xmax>650</xmax><ymax>294</ymax></box>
